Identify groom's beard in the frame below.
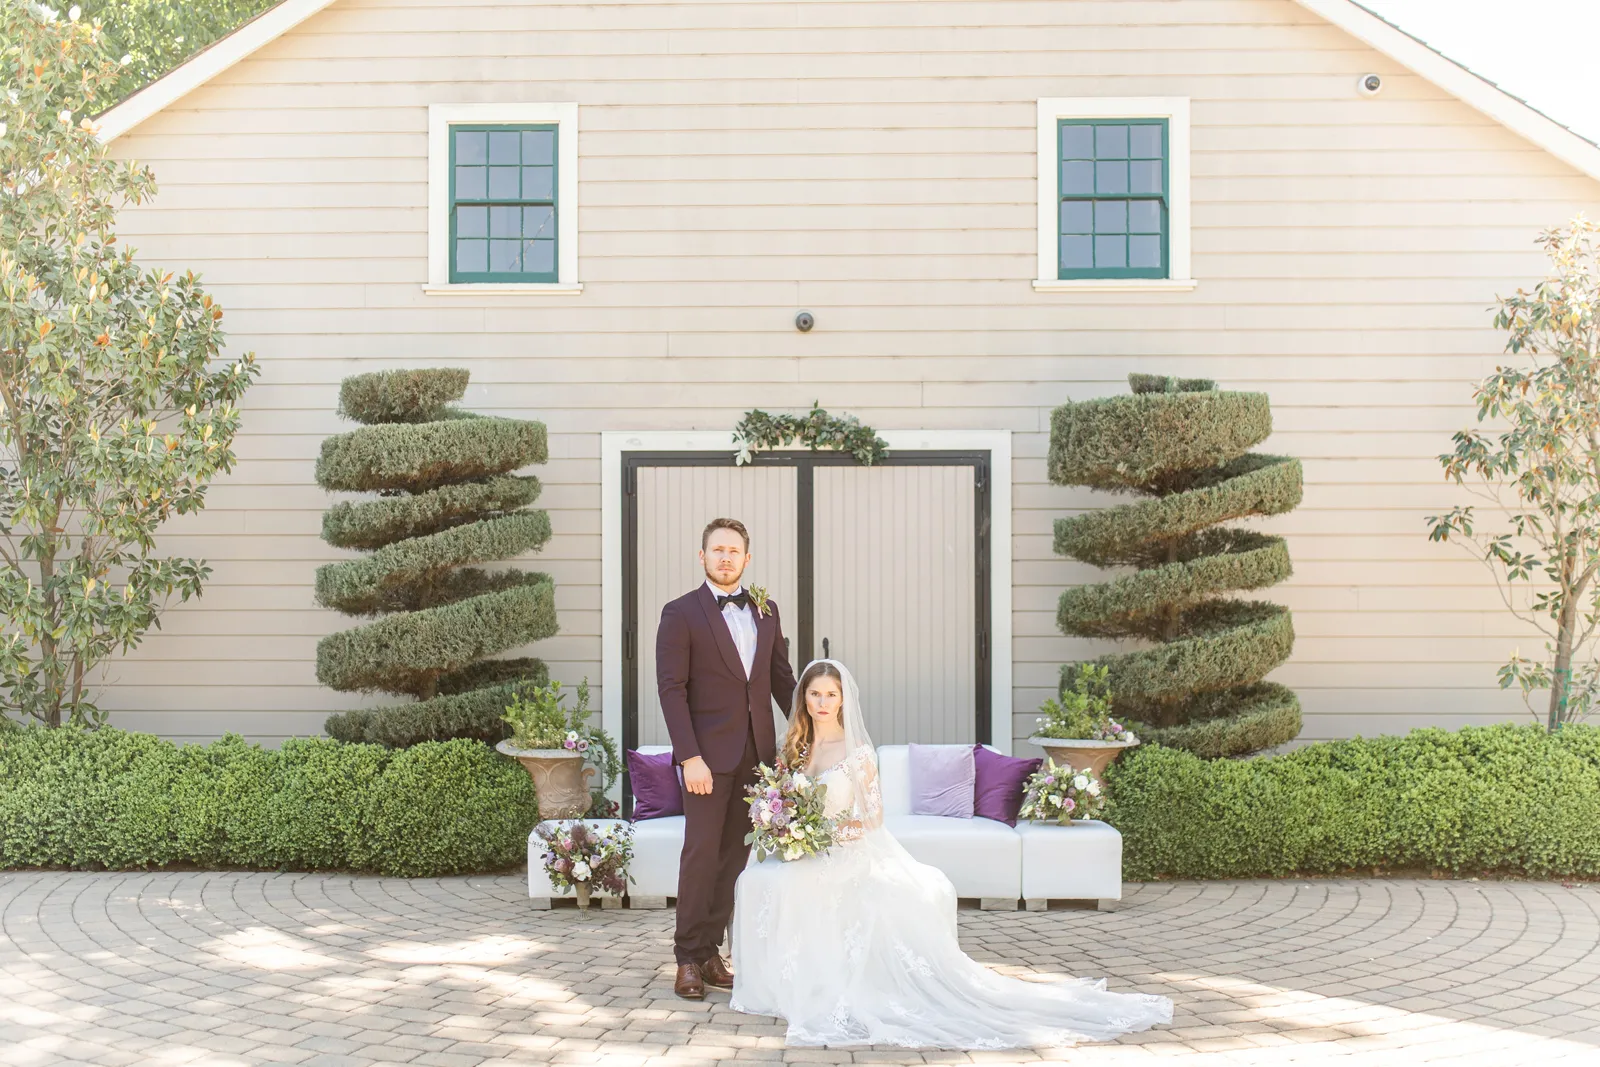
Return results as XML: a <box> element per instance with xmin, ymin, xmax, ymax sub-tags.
<box><xmin>704</xmin><ymin>560</ymin><xmax>747</xmax><ymax>588</ymax></box>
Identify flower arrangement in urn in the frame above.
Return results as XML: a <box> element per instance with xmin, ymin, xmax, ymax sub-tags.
<box><xmin>1028</xmin><ymin>664</ymin><xmax>1139</xmax><ymax>778</ymax></box>
<box><xmin>1018</xmin><ymin>759</ymin><xmax>1108</xmax><ymax>826</ymax></box>
<box><xmin>498</xmin><ymin>679</ymin><xmax>622</xmax><ymax>819</ymax></box>
<box><xmin>744</xmin><ymin>756</ymin><xmax>839</xmax><ymax>862</ymax></box>
<box><xmin>536</xmin><ymin>820</ymin><xmax>634</xmax><ymax>908</ymax></box>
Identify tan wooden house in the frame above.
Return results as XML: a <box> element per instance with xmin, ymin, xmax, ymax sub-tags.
<box><xmin>95</xmin><ymin>0</ymin><xmax>1600</xmax><ymax>753</ymax></box>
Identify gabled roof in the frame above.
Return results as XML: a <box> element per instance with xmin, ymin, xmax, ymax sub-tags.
<box><xmin>94</xmin><ymin>0</ymin><xmax>1600</xmax><ymax>185</ymax></box>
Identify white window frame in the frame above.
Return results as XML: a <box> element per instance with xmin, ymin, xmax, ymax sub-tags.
<box><xmin>425</xmin><ymin>102</ymin><xmax>582</xmax><ymax>294</ymax></box>
<box><xmin>1033</xmin><ymin>97</ymin><xmax>1195</xmax><ymax>292</ymax></box>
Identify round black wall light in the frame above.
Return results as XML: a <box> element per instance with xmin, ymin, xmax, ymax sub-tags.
<box><xmin>795</xmin><ymin>310</ymin><xmax>815</xmax><ymax>332</ymax></box>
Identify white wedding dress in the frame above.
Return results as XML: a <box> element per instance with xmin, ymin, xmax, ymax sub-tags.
<box><xmin>729</xmin><ymin>661</ymin><xmax>1173</xmax><ymax>1050</ymax></box>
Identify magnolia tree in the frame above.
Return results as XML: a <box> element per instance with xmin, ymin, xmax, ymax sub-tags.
<box><xmin>1429</xmin><ymin>217</ymin><xmax>1600</xmax><ymax>730</ymax></box>
<box><xmin>0</xmin><ymin>2</ymin><xmax>258</xmax><ymax>727</ymax></box>
<box><xmin>77</xmin><ymin>0</ymin><xmax>280</xmax><ymax>101</ymax></box>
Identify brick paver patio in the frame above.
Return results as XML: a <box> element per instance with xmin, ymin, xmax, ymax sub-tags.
<box><xmin>1</xmin><ymin>872</ymin><xmax>1597</xmax><ymax>1066</ymax></box>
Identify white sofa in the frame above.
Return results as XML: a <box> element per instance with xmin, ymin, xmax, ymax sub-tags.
<box><xmin>527</xmin><ymin>744</ymin><xmax>1122</xmax><ymax>910</ymax></box>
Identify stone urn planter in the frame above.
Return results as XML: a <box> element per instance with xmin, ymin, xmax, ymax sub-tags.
<box><xmin>495</xmin><ymin>741</ymin><xmax>595</xmax><ymax>819</ymax></box>
<box><xmin>1027</xmin><ymin>736</ymin><xmax>1139</xmax><ymax>779</ymax></box>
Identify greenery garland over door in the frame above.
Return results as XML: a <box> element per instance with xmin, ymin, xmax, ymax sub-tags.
<box><xmin>732</xmin><ymin>402</ymin><xmax>889</xmax><ymax>466</ymax></box>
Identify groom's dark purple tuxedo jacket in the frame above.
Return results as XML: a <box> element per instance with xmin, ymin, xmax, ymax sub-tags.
<box><xmin>656</xmin><ymin>584</ymin><xmax>798</xmax><ymax>774</ymax></box>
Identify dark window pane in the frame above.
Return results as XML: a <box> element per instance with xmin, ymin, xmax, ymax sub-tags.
<box><xmin>489</xmin><ymin>131</ymin><xmax>520</xmax><ymax>165</ymax></box>
<box><xmin>1061</xmin><ymin>160</ymin><xmax>1095</xmax><ymax>194</ymax></box>
<box><xmin>1129</xmin><ymin>200</ymin><xmax>1162</xmax><ymax>234</ymax></box>
<box><xmin>456</xmin><ymin>205</ymin><xmax>488</xmax><ymax>238</ymax></box>
<box><xmin>455</xmin><ymin>239</ymin><xmax>487</xmax><ymax>273</ymax></box>
<box><xmin>454</xmin><ymin>166</ymin><xmax>486</xmax><ymax>200</ymax></box>
<box><xmin>1130</xmin><ymin>235</ymin><xmax>1162</xmax><ymax>268</ymax></box>
<box><xmin>454</xmin><ymin>130</ymin><xmax>487</xmax><ymax>165</ymax></box>
<box><xmin>490</xmin><ymin>205</ymin><xmax>521</xmax><ymax>238</ymax></box>
<box><xmin>1060</xmin><ymin>235</ymin><xmax>1093</xmax><ymax>269</ymax></box>
<box><xmin>1059</xmin><ymin>200</ymin><xmax>1092</xmax><ymax>234</ymax></box>
<box><xmin>1060</xmin><ymin>124</ymin><xmax>1094</xmax><ymax>160</ymax></box>
<box><xmin>489</xmin><ymin>166</ymin><xmax>520</xmax><ymax>198</ymax></box>
<box><xmin>1095</xmin><ymin>234</ymin><xmax>1127</xmax><ymax>268</ymax></box>
<box><xmin>1094</xmin><ymin>200</ymin><xmax>1127</xmax><ymax>234</ymax></box>
<box><xmin>1130</xmin><ymin>160</ymin><xmax>1162</xmax><ymax>194</ymax></box>
<box><xmin>1129</xmin><ymin>125</ymin><xmax>1163</xmax><ymax>158</ymax></box>
<box><xmin>489</xmin><ymin>239</ymin><xmax>521</xmax><ymax>272</ymax></box>
<box><xmin>522</xmin><ymin>166</ymin><xmax>554</xmax><ymax>200</ymax></box>
<box><xmin>524</xmin><ymin>205</ymin><xmax>555</xmax><ymax>238</ymax></box>
<box><xmin>1096</xmin><ymin>161</ymin><xmax>1127</xmax><ymax>194</ymax></box>
<box><xmin>1095</xmin><ymin>125</ymin><xmax>1128</xmax><ymax>159</ymax></box>
<box><xmin>522</xmin><ymin>129</ymin><xmax>556</xmax><ymax>165</ymax></box>
<box><xmin>524</xmin><ymin>239</ymin><xmax>556</xmax><ymax>273</ymax></box>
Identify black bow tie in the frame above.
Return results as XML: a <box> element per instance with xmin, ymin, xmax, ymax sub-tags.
<box><xmin>716</xmin><ymin>591</ymin><xmax>750</xmax><ymax>610</ymax></box>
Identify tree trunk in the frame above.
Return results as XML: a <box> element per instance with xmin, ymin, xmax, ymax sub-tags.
<box><xmin>1161</xmin><ymin>535</ymin><xmax>1182</xmax><ymax>642</ymax></box>
<box><xmin>38</xmin><ymin>545</ymin><xmax>60</xmax><ymax>728</ymax></box>
<box><xmin>1550</xmin><ymin>594</ymin><xmax>1579</xmax><ymax>731</ymax></box>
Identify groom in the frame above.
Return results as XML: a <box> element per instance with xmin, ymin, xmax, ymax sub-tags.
<box><xmin>656</xmin><ymin>517</ymin><xmax>798</xmax><ymax>999</ymax></box>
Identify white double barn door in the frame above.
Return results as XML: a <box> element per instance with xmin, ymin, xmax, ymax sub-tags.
<box><xmin>628</xmin><ymin>453</ymin><xmax>988</xmax><ymax>752</ymax></box>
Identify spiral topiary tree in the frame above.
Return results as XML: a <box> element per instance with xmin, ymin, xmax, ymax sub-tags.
<box><xmin>1049</xmin><ymin>374</ymin><xmax>1304</xmax><ymax>757</ymax></box>
<box><xmin>316</xmin><ymin>368</ymin><xmax>557</xmax><ymax>747</ymax></box>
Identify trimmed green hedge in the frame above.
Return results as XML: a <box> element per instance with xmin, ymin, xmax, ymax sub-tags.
<box><xmin>1106</xmin><ymin>724</ymin><xmax>1600</xmax><ymax>880</ymax></box>
<box><xmin>0</xmin><ymin>727</ymin><xmax>537</xmax><ymax>876</ymax></box>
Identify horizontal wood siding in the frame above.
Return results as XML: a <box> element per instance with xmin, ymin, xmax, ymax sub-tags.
<box><xmin>104</xmin><ymin>0</ymin><xmax>1600</xmax><ymax>748</ymax></box>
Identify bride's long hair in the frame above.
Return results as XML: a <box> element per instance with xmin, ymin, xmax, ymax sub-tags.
<box><xmin>781</xmin><ymin>659</ymin><xmax>845</xmax><ymax>770</ymax></box>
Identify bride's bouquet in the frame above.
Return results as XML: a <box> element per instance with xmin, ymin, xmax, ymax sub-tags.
<box><xmin>744</xmin><ymin>760</ymin><xmax>838</xmax><ymax>862</ymax></box>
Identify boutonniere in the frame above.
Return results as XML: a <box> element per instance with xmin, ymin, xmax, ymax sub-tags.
<box><xmin>748</xmin><ymin>585</ymin><xmax>773</xmax><ymax>618</ymax></box>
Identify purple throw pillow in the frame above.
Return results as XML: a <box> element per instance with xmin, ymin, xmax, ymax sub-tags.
<box><xmin>627</xmin><ymin>750</ymin><xmax>684</xmax><ymax>821</ymax></box>
<box><xmin>973</xmin><ymin>745</ymin><xmax>1042</xmax><ymax>827</ymax></box>
<box><xmin>908</xmin><ymin>743</ymin><xmax>976</xmax><ymax>818</ymax></box>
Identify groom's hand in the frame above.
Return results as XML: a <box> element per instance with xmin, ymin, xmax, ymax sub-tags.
<box><xmin>681</xmin><ymin>756</ymin><xmax>713</xmax><ymax>795</ymax></box>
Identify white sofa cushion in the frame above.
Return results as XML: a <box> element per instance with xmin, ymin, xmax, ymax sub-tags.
<box><xmin>883</xmin><ymin>814</ymin><xmax>1022</xmax><ymax>898</ymax></box>
<box><xmin>877</xmin><ymin>743</ymin><xmax>915</xmax><ymax>816</ymax></box>
<box><xmin>877</xmin><ymin>743</ymin><xmax>1002</xmax><ymax>819</ymax></box>
<box><xmin>1015</xmin><ymin>819</ymin><xmax>1123</xmax><ymax>901</ymax></box>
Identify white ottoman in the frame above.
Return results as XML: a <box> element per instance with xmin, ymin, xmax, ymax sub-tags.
<box><xmin>1014</xmin><ymin>819</ymin><xmax>1123</xmax><ymax>910</ymax></box>
<box><xmin>627</xmin><ymin>815</ymin><xmax>686</xmax><ymax>905</ymax></box>
<box><xmin>526</xmin><ymin>818</ymin><xmax>627</xmax><ymax>910</ymax></box>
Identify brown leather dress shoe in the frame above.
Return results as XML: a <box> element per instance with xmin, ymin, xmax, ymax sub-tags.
<box><xmin>673</xmin><ymin>961</ymin><xmax>705</xmax><ymax>999</ymax></box>
<box><xmin>698</xmin><ymin>954</ymin><xmax>734</xmax><ymax>989</ymax></box>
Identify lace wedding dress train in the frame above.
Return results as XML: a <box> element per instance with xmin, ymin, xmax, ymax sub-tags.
<box><xmin>729</xmin><ymin>736</ymin><xmax>1173</xmax><ymax>1049</ymax></box>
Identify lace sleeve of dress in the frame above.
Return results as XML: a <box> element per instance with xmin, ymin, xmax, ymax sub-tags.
<box><xmin>833</xmin><ymin>747</ymin><xmax>884</xmax><ymax>841</ymax></box>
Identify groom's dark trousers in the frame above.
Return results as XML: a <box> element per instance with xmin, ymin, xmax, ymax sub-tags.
<box><xmin>656</xmin><ymin>584</ymin><xmax>797</xmax><ymax>966</ymax></box>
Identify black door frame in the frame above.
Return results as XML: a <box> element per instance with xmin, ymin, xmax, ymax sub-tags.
<box><xmin>621</xmin><ymin>448</ymin><xmax>992</xmax><ymax>803</ymax></box>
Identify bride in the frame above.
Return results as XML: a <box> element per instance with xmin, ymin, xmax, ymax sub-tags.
<box><xmin>729</xmin><ymin>658</ymin><xmax>1173</xmax><ymax>1049</ymax></box>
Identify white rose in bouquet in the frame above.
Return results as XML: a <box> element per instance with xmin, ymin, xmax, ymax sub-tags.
<box><xmin>571</xmin><ymin>861</ymin><xmax>591</xmax><ymax>881</ymax></box>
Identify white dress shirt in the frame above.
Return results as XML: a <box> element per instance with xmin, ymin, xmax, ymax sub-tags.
<box><xmin>707</xmin><ymin>579</ymin><xmax>758</xmax><ymax>678</ymax></box>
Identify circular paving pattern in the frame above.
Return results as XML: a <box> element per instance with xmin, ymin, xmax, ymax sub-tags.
<box><xmin>2</xmin><ymin>872</ymin><xmax>1598</xmax><ymax>1065</ymax></box>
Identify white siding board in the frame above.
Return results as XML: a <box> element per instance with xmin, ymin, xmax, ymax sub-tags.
<box><xmin>102</xmin><ymin>0</ymin><xmax>1600</xmax><ymax>747</ymax></box>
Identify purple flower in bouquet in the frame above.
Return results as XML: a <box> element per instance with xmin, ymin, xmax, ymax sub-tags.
<box><xmin>771</xmin><ymin>810</ymin><xmax>790</xmax><ymax>829</ymax></box>
<box><xmin>577</xmin><ymin>739</ymin><xmax>589</xmax><ymax>752</ymax></box>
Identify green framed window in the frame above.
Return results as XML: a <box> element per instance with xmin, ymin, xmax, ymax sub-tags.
<box><xmin>1057</xmin><ymin>118</ymin><xmax>1167</xmax><ymax>279</ymax></box>
<box><xmin>449</xmin><ymin>123</ymin><xmax>557</xmax><ymax>283</ymax></box>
